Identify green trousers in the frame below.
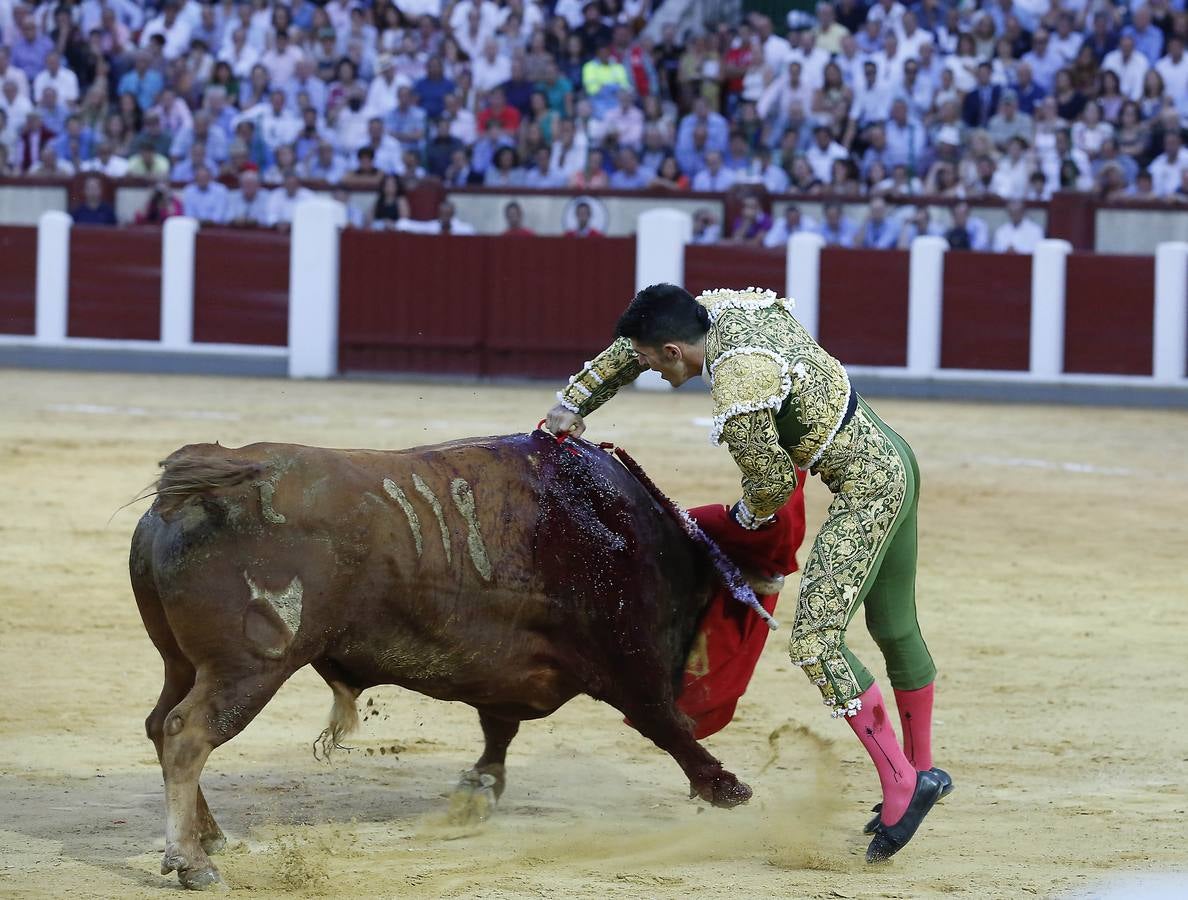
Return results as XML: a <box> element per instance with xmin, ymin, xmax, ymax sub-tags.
<box><xmin>787</xmin><ymin>397</ymin><xmax>936</xmax><ymax>717</ymax></box>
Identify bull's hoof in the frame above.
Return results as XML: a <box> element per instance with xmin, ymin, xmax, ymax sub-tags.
<box><xmin>476</xmin><ymin>763</ymin><xmax>507</xmax><ymax>800</ymax></box>
<box><xmin>695</xmin><ymin>772</ymin><xmax>752</xmax><ymax>809</ymax></box>
<box><xmin>446</xmin><ymin>769</ymin><xmax>498</xmax><ymax>825</ymax></box>
<box><xmin>162</xmin><ymin>844</ymin><xmax>225</xmax><ymax>891</ymax></box>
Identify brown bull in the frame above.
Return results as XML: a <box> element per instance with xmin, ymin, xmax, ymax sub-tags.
<box><xmin>131</xmin><ymin>432</ymin><xmax>755</xmax><ymax>891</ymax></box>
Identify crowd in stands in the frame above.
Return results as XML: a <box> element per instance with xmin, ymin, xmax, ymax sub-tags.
<box><xmin>1</xmin><ymin>0</ymin><xmax>1187</xmax><ymax>248</ymax></box>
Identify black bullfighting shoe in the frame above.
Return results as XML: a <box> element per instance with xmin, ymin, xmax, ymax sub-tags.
<box><xmin>863</xmin><ymin>768</ymin><xmax>954</xmax><ymax>835</ymax></box>
<box><xmin>865</xmin><ymin>769</ymin><xmax>944</xmax><ymax>863</ymax></box>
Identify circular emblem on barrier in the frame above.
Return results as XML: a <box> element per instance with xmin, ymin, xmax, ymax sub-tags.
<box><xmin>562</xmin><ymin>195</ymin><xmax>609</xmax><ymax>234</ymax></box>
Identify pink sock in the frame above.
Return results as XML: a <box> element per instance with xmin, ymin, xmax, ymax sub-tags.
<box><xmin>893</xmin><ymin>682</ymin><xmax>934</xmax><ymax>771</ymax></box>
<box><xmin>847</xmin><ymin>683</ymin><xmax>917</xmax><ymax>826</ymax></box>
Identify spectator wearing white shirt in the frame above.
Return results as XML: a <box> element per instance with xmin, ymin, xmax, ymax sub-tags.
<box><xmin>364</xmin><ymin>55</ymin><xmax>411</xmax><ymax>118</ymax></box>
<box><xmin>224</xmin><ymin>168</ymin><xmax>271</xmax><ymax>226</ymax></box>
<box><xmin>0</xmin><ymin>78</ymin><xmax>32</xmax><ymax>135</ymax></box>
<box><xmin>691</xmin><ymin>150</ymin><xmax>736</xmax><ymax>192</ymax></box>
<box><xmin>81</xmin><ymin>140</ymin><xmax>129</xmax><ymax>177</ymax></box>
<box><xmin>548</xmin><ymin>117</ymin><xmax>588</xmax><ymax>182</ymax></box>
<box><xmin>0</xmin><ymin>46</ymin><xmax>31</xmax><ymax>99</ymax></box>
<box><xmin>267</xmin><ymin>170</ymin><xmax>314</xmax><ymax>229</ymax></box>
<box><xmin>219</xmin><ymin>28</ymin><xmax>260</xmax><ymax>79</ymax></box>
<box><xmin>1103</xmin><ymin>36</ymin><xmax>1151</xmax><ymax>101</ymax></box>
<box><xmin>602</xmin><ymin>90</ymin><xmax>644</xmax><ymax>150</ymax></box>
<box><xmin>237</xmin><ymin>90</ymin><xmax>301</xmax><ymax>151</ymax></box>
<box><xmin>895</xmin><ymin>11</ymin><xmax>933</xmax><ymax>62</ymax></box>
<box><xmin>140</xmin><ymin>1</ymin><xmax>193</xmax><ymax>61</ymax></box>
<box><xmin>847</xmin><ymin>61</ymin><xmax>893</xmax><ymax>138</ymax></box>
<box><xmin>866</xmin><ymin>0</ymin><xmax>907</xmax><ymax>33</ymax></box>
<box><xmin>1155</xmin><ymin>38</ymin><xmax>1188</xmax><ymax>110</ymax></box>
<box><xmin>898</xmin><ymin>59</ymin><xmax>934</xmax><ymax>121</ymax></box>
<box><xmin>1049</xmin><ymin>14</ymin><xmax>1081</xmax><ymax>65</ymax></box>
<box><xmin>788</xmin><ymin>32</ymin><xmax>830</xmax><ymax>90</ymax></box>
<box><xmin>756</xmin><ymin>15</ymin><xmax>793</xmax><ymax>73</ymax></box>
<box><xmin>260</xmin><ymin>29</ymin><xmax>305</xmax><ymax>88</ymax></box>
<box><xmin>1148</xmin><ymin>131</ymin><xmax>1188</xmax><ymax>196</ymax></box>
<box><xmin>758</xmin><ymin>61</ymin><xmax>814</xmax><ymax>125</ymax></box>
<box><xmin>442</xmin><ymin>93</ymin><xmax>476</xmax><ymax>144</ymax></box>
<box><xmin>396</xmin><ymin>200</ymin><xmax>477</xmax><ymax>234</ymax></box>
<box><xmin>1020</xmin><ymin>29</ymin><xmax>1063</xmax><ymax>94</ymax></box>
<box><xmin>883</xmin><ymin>98</ymin><xmax>928</xmax><ymax>173</ymax></box>
<box><xmin>806</xmin><ymin>124</ymin><xmax>849</xmax><ymax>182</ymax></box>
<box><xmin>993</xmin><ymin>199</ymin><xmax>1044</xmax><ymax>253</ymax></box>
<box><xmin>472</xmin><ymin>39</ymin><xmax>512</xmax><ymax>93</ymax></box>
<box><xmin>991</xmin><ymin>136</ymin><xmax>1034</xmax><ymax>198</ymax></box>
<box><xmin>449</xmin><ymin>0</ymin><xmax>502</xmax><ymax>40</ymax></box>
<box><xmin>31</xmin><ymin>52</ymin><xmax>79</xmax><ymax>106</ymax></box>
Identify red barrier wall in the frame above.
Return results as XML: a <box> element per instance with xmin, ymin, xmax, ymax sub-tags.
<box><xmin>67</xmin><ymin>227</ymin><xmax>161</xmax><ymax>340</ymax></box>
<box><xmin>818</xmin><ymin>248</ymin><xmax>909</xmax><ymax>366</ymax></box>
<box><xmin>941</xmin><ymin>251</ymin><xmax>1032</xmax><ymax>370</ymax></box>
<box><xmin>0</xmin><ymin>226</ymin><xmax>37</xmax><ymax>335</ymax></box>
<box><xmin>1063</xmin><ymin>254</ymin><xmax>1154</xmax><ymax>376</ymax></box>
<box><xmin>193</xmin><ymin>230</ymin><xmax>289</xmax><ymax>345</ymax></box>
<box><xmin>683</xmin><ymin>245</ymin><xmax>785</xmax><ymax>299</ymax></box>
<box><xmin>338</xmin><ymin>234</ymin><xmax>635</xmax><ymax>377</ymax></box>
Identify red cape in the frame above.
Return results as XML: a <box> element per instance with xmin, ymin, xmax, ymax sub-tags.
<box><xmin>674</xmin><ymin>484</ymin><xmax>807</xmax><ymax>738</ymax></box>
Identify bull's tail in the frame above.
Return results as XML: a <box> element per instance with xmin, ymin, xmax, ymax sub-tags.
<box><xmin>152</xmin><ymin>449</ymin><xmax>267</xmax><ymax>515</ymax></box>
<box><xmin>314</xmin><ymin>681</ymin><xmax>360</xmax><ymax>761</ymax></box>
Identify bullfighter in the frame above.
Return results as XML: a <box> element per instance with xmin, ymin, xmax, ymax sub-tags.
<box><xmin>546</xmin><ymin>283</ymin><xmax>952</xmax><ymax>863</ymax></box>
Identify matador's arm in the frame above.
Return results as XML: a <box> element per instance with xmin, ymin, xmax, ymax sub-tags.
<box><xmin>556</xmin><ymin>336</ymin><xmax>645</xmax><ymax>417</ymax></box>
<box><xmin>709</xmin><ymin>351</ymin><xmax>798</xmax><ymax>528</ymax></box>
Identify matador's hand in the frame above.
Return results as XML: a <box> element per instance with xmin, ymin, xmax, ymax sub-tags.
<box><xmin>545</xmin><ymin>404</ymin><xmax>586</xmax><ymax>439</ymax></box>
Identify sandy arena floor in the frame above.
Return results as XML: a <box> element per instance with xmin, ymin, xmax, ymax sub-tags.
<box><xmin>0</xmin><ymin>368</ymin><xmax>1186</xmax><ymax>900</ymax></box>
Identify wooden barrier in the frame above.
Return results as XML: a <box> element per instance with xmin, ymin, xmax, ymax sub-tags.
<box><xmin>941</xmin><ymin>251</ymin><xmax>1032</xmax><ymax>371</ymax></box>
<box><xmin>683</xmin><ymin>244</ymin><xmax>786</xmax><ymax>300</ymax></box>
<box><xmin>0</xmin><ymin>225</ymin><xmax>37</xmax><ymax>335</ymax></box>
<box><xmin>1064</xmin><ymin>253</ymin><xmax>1155</xmax><ymax>376</ymax></box>
<box><xmin>67</xmin><ymin>226</ymin><xmax>161</xmax><ymax>340</ymax></box>
<box><xmin>819</xmin><ymin>248</ymin><xmax>910</xmax><ymax>366</ymax></box>
<box><xmin>337</xmin><ymin>233</ymin><xmax>634</xmax><ymax>378</ymax></box>
<box><xmin>193</xmin><ymin>230</ymin><xmax>289</xmax><ymax>346</ymax></box>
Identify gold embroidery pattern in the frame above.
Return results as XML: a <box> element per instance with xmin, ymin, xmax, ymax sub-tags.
<box><xmin>787</xmin><ymin>406</ymin><xmax>909</xmax><ymax>713</ymax></box>
<box><xmin>701</xmin><ymin>294</ymin><xmax>850</xmax><ymax>470</ymax></box>
<box><xmin>558</xmin><ymin>336</ymin><xmax>644</xmax><ymax>417</ymax></box>
<box><xmin>718</xmin><ymin>409</ymin><xmax>799</xmax><ymax>520</ymax></box>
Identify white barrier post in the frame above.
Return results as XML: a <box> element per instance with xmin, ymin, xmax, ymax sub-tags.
<box><xmin>1153</xmin><ymin>241</ymin><xmax>1188</xmax><ymax>384</ymax></box>
<box><xmin>160</xmin><ymin>216</ymin><xmax>199</xmax><ymax>348</ymax></box>
<box><xmin>288</xmin><ymin>198</ymin><xmax>347</xmax><ymax>378</ymax></box>
<box><xmin>35</xmin><ymin>210</ymin><xmax>72</xmax><ymax>342</ymax></box>
<box><xmin>633</xmin><ymin>208</ymin><xmax>692</xmax><ymax>392</ymax></box>
<box><xmin>1029</xmin><ymin>239</ymin><xmax>1072</xmax><ymax>377</ymax></box>
<box><xmin>787</xmin><ymin>231</ymin><xmax>824</xmax><ymax>340</ymax></box>
<box><xmin>907</xmin><ymin>235</ymin><xmax>947</xmax><ymax>375</ymax></box>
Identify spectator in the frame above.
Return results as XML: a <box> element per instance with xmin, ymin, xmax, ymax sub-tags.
<box><xmin>726</xmin><ymin>195</ymin><xmax>772</xmax><ymax>245</ymax></box>
<box><xmin>943</xmin><ymin>201</ymin><xmax>990</xmax><ymax>251</ymax></box>
<box><xmin>140</xmin><ymin>1</ymin><xmax>192</xmax><ymax>61</ymax></box>
<box><xmin>332</xmin><ymin>186</ymin><xmax>365</xmax><ymax>229</ymax></box>
<box><xmin>603</xmin><ymin>89</ymin><xmax>643</xmax><ymax>150</ymax></box>
<box><xmin>225</xmin><ymin>168</ymin><xmax>270</xmax><ymax>226</ymax></box>
<box><xmin>413</xmin><ymin>57</ymin><xmax>454</xmax><ymax>121</ymax></box>
<box><xmin>857</xmin><ymin>196</ymin><xmax>898</xmax><ymax>249</ymax></box>
<box><xmin>71</xmin><ymin>175</ymin><xmax>116</xmax><ymax>225</ymax></box>
<box><xmin>442</xmin><ymin>147</ymin><xmax>482</xmax><ymax>186</ymax></box>
<box><xmin>181</xmin><ymin>164</ymin><xmax>229</xmax><ymax>225</ymax></box>
<box><xmin>502</xmin><ymin>200</ymin><xmax>534</xmax><ymax>236</ymax></box>
<box><xmin>474</xmin><ymin>39</ymin><xmax>512</xmax><ymax>94</ymax></box>
<box><xmin>962</xmin><ymin>62</ymin><xmax>1001</xmax><ymax>128</ymax></box>
<box><xmin>993</xmin><ymin>199</ymin><xmax>1044</xmax><ymax>253</ymax></box>
<box><xmin>476</xmin><ymin>87</ymin><xmax>520</xmax><ymax>134</ymax></box>
<box><xmin>1149</xmin><ymin>131</ymin><xmax>1188</xmax><ymax>197</ymax></box>
<box><xmin>267</xmin><ymin>170</ymin><xmax>313</xmax><ymax>230</ymax></box>
<box><xmin>565</xmin><ymin>200</ymin><xmax>603</xmax><ymax>237</ymax></box>
<box><xmin>818</xmin><ymin>200</ymin><xmax>856</xmax><ymax>246</ymax></box>
<box><xmin>549</xmin><ymin>117</ymin><xmax>587</xmax><ymax>183</ymax></box>
<box><xmin>117</xmin><ymin>51</ymin><xmax>164</xmax><ymax>111</ymax></box>
<box><xmin>32</xmin><ymin>51</ymin><xmax>78</xmax><ymax>106</ymax></box>
<box><xmin>0</xmin><ymin>46</ymin><xmax>31</xmax><ymax>99</ymax></box>
<box><xmin>398</xmin><ymin>200</ymin><xmax>476</xmax><ymax>235</ymax></box>
<box><xmin>303</xmin><ymin>140</ymin><xmax>348</xmax><ymax>184</ymax></box>
<box><xmin>987</xmin><ymin>92</ymin><xmax>1034</xmax><ymax>151</ymax></box>
<box><xmin>81</xmin><ymin>140</ymin><xmax>129</xmax><ymax>178</ymax></box>
<box><xmin>1103</xmin><ymin>36</ymin><xmax>1151</xmax><ymax>101</ymax></box>
<box><xmin>992</xmin><ymin>136</ymin><xmax>1034</xmax><ymax>198</ymax></box>
<box><xmin>650</xmin><ymin>154</ymin><xmax>689</xmax><ymax>191</ymax></box>
<box><xmin>692</xmin><ymin>150</ymin><xmax>735</xmax><ymax>192</ymax></box>
<box><xmin>896</xmin><ymin>205</ymin><xmax>940</xmax><ymax>247</ymax></box>
<box><xmin>388</xmin><ymin>85</ymin><xmax>428</xmax><ymax>149</ymax></box>
<box><xmin>126</xmin><ymin>136</ymin><xmax>171</xmax><ymax>178</ymax></box>
<box><xmin>1155</xmin><ymin>38</ymin><xmax>1188</xmax><ymax>110</ymax></box>
<box><xmin>11</xmin><ymin>18</ymin><xmax>53</xmax><ymax>82</ymax></box>
<box><xmin>763</xmin><ymin>204</ymin><xmax>817</xmax><ymax>247</ymax></box>
<box><xmin>689</xmin><ymin>207</ymin><xmax>720</xmax><ymax>244</ymax></box>
<box><xmin>261</xmin><ymin>29</ymin><xmax>304</xmax><ymax>87</ymax></box>
<box><xmin>1127</xmin><ymin>169</ymin><xmax>1157</xmax><ymax>199</ymax></box>
<box><xmin>134</xmin><ymin>182</ymin><xmax>183</xmax><ymax>224</ymax></box>
<box><xmin>609</xmin><ymin>147</ymin><xmax>650</xmax><ymax>189</ymax></box>
<box><xmin>486</xmin><ymin>145</ymin><xmax>524</xmax><ymax>187</ymax></box>
<box><xmin>806</xmin><ymin>125</ymin><xmax>847</xmax><ymax>183</ymax></box>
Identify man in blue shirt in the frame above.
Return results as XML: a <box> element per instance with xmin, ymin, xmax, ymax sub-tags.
<box><xmin>181</xmin><ymin>164</ymin><xmax>229</xmax><ymax>224</ymax></box>
<box><xmin>1123</xmin><ymin>6</ymin><xmax>1165</xmax><ymax>65</ymax></box>
<box><xmin>608</xmin><ymin>147</ymin><xmax>652</xmax><ymax>189</ymax></box>
<box><xmin>857</xmin><ymin>197</ymin><xmax>900</xmax><ymax>249</ymax></box>
<box><xmin>387</xmin><ymin>86</ymin><xmax>427</xmax><ymax>151</ymax></box>
<box><xmin>818</xmin><ymin>200</ymin><xmax>857</xmax><ymax>247</ymax></box>
<box><xmin>118</xmin><ymin>52</ymin><xmax>165</xmax><ymax>111</ymax></box>
<box><xmin>71</xmin><ymin>175</ymin><xmax>117</xmax><ymax>225</ymax></box>
<box><xmin>414</xmin><ymin>57</ymin><xmax>455</xmax><ymax>121</ymax></box>
<box><xmin>10</xmin><ymin>18</ymin><xmax>53</xmax><ymax>81</ymax></box>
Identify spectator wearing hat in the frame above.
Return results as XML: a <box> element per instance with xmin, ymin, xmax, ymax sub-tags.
<box><xmin>71</xmin><ymin>175</ymin><xmax>117</xmax><ymax>225</ymax></box>
<box><xmin>943</xmin><ymin>201</ymin><xmax>989</xmax><ymax>251</ymax></box>
<box><xmin>365</xmin><ymin>54</ymin><xmax>411</xmax><ymax>118</ymax></box>
<box><xmin>181</xmin><ymin>163</ymin><xmax>229</xmax><ymax>224</ymax></box>
<box><xmin>126</xmin><ymin>136</ymin><xmax>171</xmax><ymax>177</ymax></box>
<box><xmin>993</xmin><ymin>199</ymin><xmax>1044</xmax><ymax>252</ymax></box>
<box><xmin>987</xmin><ymin>91</ymin><xmax>1034</xmax><ymax>151</ymax></box>
<box><xmin>224</xmin><ymin>167</ymin><xmax>270</xmax><ymax>226</ymax></box>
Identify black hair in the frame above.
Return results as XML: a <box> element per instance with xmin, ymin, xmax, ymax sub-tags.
<box><xmin>615</xmin><ymin>283</ymin><xmax>710</xmax><ymax>346</ymax></box>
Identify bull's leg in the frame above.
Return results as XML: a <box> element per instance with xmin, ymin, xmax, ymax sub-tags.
<box><xmin>612</xmin><ymin>695</ymin><xmax>752</xmax><ymax>810</ymax></box>
<box><xmin>473</xmin><ymin>711</ymin><xmax>519</xmax><ymax>799</ymax></box>
<box><xmin>447</xmin><ymin>711</ymin><xmax>520</xmax><ymax>825</ymax></box>
<box><xmin>159</xmin><ymin>664</ymin><xmax>288</xmax><ymax>890</ymax></box>
<box><xmin>146</xmin><ymin>658</ymin><xmax>226</xmax><ymax>856</ymax></box>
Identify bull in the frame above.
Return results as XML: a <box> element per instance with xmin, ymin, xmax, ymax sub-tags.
<box><xmin>131</xmin><ymin>432</ymin><xmax>760</xmax><ymax>891</ymax></box>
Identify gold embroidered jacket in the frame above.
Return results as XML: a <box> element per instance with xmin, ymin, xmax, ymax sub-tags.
<box><xmin>557</xmin><ymin>289</ymin><xmax>852</xmax><ymax>519</ymax></box>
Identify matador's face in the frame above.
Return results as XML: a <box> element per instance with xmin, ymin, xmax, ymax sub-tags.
<box><xmin>630</xmin><ymin>340</ymin><xmax>698</xmax><ymax>388</ymax></box>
